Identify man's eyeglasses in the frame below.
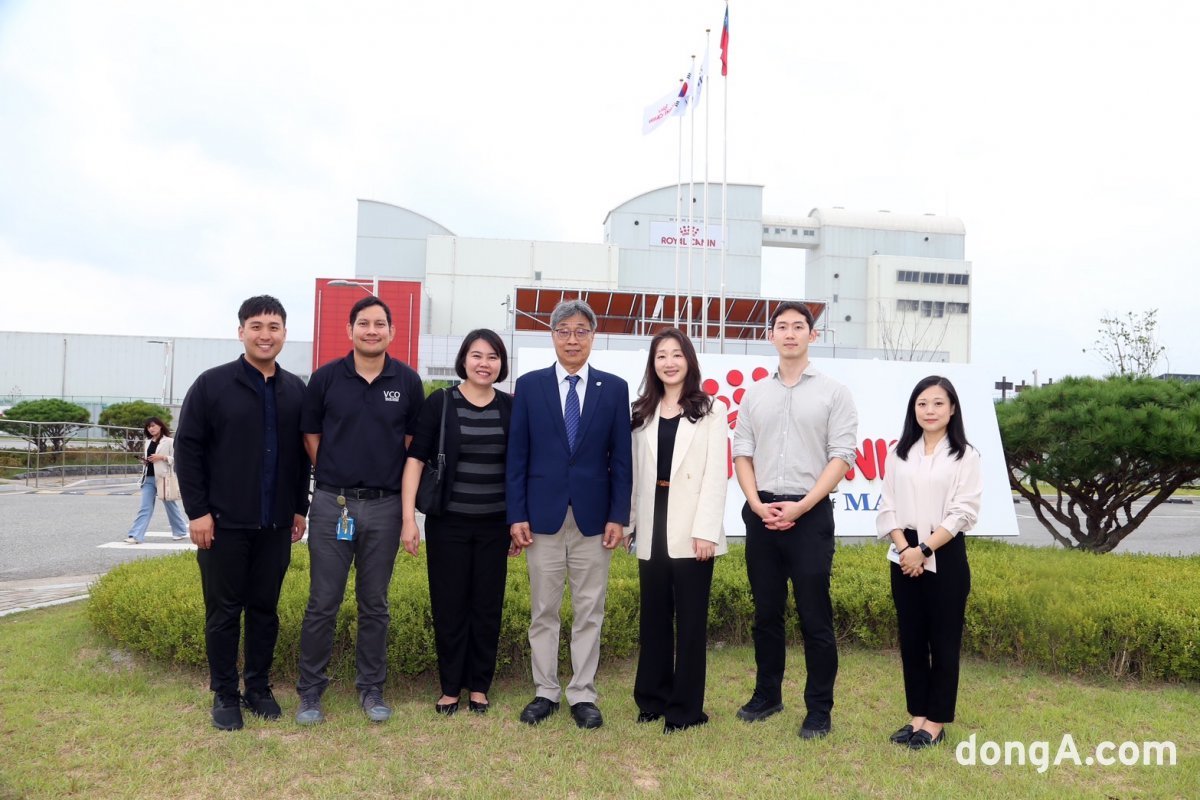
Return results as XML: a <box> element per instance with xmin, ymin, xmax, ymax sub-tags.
<box><xmin>553</xmin><ymin>328</ymin><xmax>594</xmax><ymax>341</ymax></box>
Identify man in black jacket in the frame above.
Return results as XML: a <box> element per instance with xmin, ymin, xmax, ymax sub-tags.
<box><xmin>175</xmin><ymin>295</ymin><xmax>311</xmax><ymax>731</ymax></box>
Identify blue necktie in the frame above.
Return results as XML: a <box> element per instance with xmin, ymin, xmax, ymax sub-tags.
<box><xmin>564</xmin><ymin>374</ymin><xmax>581</xmax><ymax>452</ymax></box>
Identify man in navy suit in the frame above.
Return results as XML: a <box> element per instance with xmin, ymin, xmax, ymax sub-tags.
<box><xmin>507</xmin><ymin>299</ymin><xmax>632</xmax><ymax>729</ymax></box>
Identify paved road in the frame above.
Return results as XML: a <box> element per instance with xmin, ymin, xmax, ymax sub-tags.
<box><xmin>2</xmin><ymin>482</ymin><xmax>1198</xmax><ymax>585</ymax></box>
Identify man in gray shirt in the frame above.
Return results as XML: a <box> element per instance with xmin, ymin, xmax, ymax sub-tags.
<box><xmin>731</xmin><ymin>301</ymin><xmax>858</xmax><ymax>739</ymax></box>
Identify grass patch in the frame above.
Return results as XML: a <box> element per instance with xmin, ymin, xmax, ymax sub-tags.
<box><xmin>1</xmin><ymin>603</ymin><xmax>1195</xmax><ymax>799</ymax></box>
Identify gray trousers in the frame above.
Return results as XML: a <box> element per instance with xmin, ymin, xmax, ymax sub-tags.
<box><xmin>297</xmin><ymin>489</ymin><xmax>402</xmax><ymax>696</ymax></box>
<box><xmin>525</xmin><ymin>508</ymin><xmax>614</xmax><ymax>705</ymax></box>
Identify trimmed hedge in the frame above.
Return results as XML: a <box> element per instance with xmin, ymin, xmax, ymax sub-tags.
<box><xmin>87</xmin><ymin>540</ymin><xmax>1200</xmax><ymax>682</ymax></box>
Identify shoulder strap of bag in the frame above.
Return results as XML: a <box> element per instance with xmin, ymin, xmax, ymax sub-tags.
<box><xmin>435</xmin><ymin>390</ymin><xmax>449</xmax><ymax>475</ymax></box>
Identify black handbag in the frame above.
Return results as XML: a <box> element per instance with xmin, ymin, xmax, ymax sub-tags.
<box><xmin>415</xmin><ymin>390</ymin><xmax>449</xmax><ymax>515</ymax></box>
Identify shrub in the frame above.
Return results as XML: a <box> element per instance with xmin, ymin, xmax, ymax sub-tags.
<box><xmin>87</xmin><ymin>540</ymin><xmax>1200</xmax><ymax>683</ymax></box>
<box><xmin>98</xmin><ymin>401</ymin><xmax>172</xmax><ymax>453</ymax></box>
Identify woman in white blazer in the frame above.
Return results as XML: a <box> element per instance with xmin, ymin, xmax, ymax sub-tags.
<box><xmin>626</xmin><ymin>328</ymin><xmax>728</xmax><ymax>733</ymax></box>
<box><xmin>125</xmin><ymin>416</ymin><xmax>189</xmax><ymax>544</ymax></box>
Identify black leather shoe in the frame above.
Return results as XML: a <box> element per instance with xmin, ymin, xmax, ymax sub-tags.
<box><xmin>519</xmin><ymin>696</ymin><xmax>559</xmax><ymax>725</ymax></box>
<box><xmin>799</xmin><ymin>712</ymin><xmax>832</xmax><ymax>740</ymax></box>
<box><xmin>636</xmin><ymin>711</ymin><xmax>662</xmax><ymax>723</ymax></box>
<box><xmin>242</xmin><ymin>688</ymin><xmax>282</xmax><ymax>720</ymax></box>
<box><xmin>468</xmin><ymin>700</ymin><xmax>490</xmax><ymax>715</ymax></box>
<box><xmin>212</xmin><ymin>693</ymin><xmax>244</xmax><ymax>731</ymax></box>
<box><xmin>570</xmin><ymin>701</ymin><xmax>604</xmax><ymax>729</ymax></box>
<box><xmin>736</xmin><ymin>692</ymin><xmax>784</xmax><ymax>722</ymax></box>
<box><xmin>908</xmin><ymin>729</ymin><xmax>945</xmax><ymax>750</ymax></box>
<box><xmin>664</xmin><ymin>712</ymin><xmax>709</xmax><ymax>734</ymax></box>
<box><xmin>435</xmin><ymin>700</ymin><xmax>459</xmax><ymax>716</ymax></box>
<box><xmin>889</xmin><ymin>724</ymin><xmax>915</xmax><ymax>745</ymax></box>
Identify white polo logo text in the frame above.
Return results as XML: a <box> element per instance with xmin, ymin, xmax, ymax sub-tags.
<box><xmin>382</xmin><ymin>391</ymin><xmax>402</xmax><ymax>402</ymax></box>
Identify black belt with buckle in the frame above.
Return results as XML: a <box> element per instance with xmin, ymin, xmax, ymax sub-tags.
<box><xmin>315</xmin><ymin>482</ymin><xmax>398</xmax><ymax>500</ymax></box>
<box><xmin>758</xmin><ymin>491</ymin><xmax>805</xmax><ymax>502</ymax></box>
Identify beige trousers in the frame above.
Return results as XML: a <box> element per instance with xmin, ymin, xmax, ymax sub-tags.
<box><xmin>525</xmin><ymin>508</ymin><xmax>614</xmax><ymax>705</ymax></box>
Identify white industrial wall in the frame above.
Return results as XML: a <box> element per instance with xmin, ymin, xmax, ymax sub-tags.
<box><xmin>804</xmin><ymin>210</ymin><xmax>967</xmax><ymax>355</ymax></box>
<box><xmin>355</xmin><ymin>200</ymin><xmax>454</xmax><ymax>281</ymax></box>
<box><xmin>604</xmin><ymin>184</ymin><xmax>764</xmax><ymax>296</ymax></box>
<box><xmin>865</xmin><ymin>255</ymin><xmax>972</xmax><ymax>362</ymax></box>
<box><xmin>0</xmin><ymin>331</ymin><xmax>313</xmax><ymax>407</ymax></box>
<box><xmin>423</xmin><ymin>236</ymin><xmax>619</xmax><ymax>336</ymax></box>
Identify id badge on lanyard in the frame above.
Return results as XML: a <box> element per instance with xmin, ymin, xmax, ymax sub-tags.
<box><xmin>335</xmin><ymin>494</ymin><xmax>356</xmax><ymax>541</ymax></box>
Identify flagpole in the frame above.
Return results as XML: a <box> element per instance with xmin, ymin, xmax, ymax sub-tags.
<box><xmin>719</xmin><ymin>2</ymin><xmax>729</xmax><ymax>353</ymax></box>
<box><xmin>674</xmin><ymin>77</ymin><xmax>683</xmax><ymax>328</ymax></box>
<box><xmin>702</xmin><ymin>31</ymin><xmax>711</xmax><ymax>352</ymax></box>
<box><xmin>686</xmin><ymin>54</ymin><xmax>696</xmax><ymax>339</ymax></box>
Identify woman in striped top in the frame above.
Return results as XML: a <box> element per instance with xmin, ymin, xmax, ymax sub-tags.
<box><xmin>402</xmin><ymin>329</ymin><xmax>513</xmax><ymax>715</ymax></box>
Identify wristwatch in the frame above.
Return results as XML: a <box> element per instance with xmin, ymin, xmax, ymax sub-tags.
<box><xmin>918</xmin><ymin>542</ymin><xmax>933</xmax><ymax>558</ymax></box>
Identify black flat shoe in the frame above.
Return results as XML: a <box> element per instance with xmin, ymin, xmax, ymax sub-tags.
<box><xmin>435</xmin><ymin>700</ymin><xmax>459</xmax><ymax>716</ymax></box>
<box><xmin>664</xmin><ymin>712</ymin><xmax>709</xmax><ymax>734</ymax></box>
<box><xmin>908</xmin><ymin>729</ymin><xmax>945</xmax><ymax>750</ymax></box>
<box><xmin>637</xmin><ymin>711</ymin><xmax>662</xmax><ymax>724</ymax></box>
<box><xmin>468</xmin><ymin>700</ymin><xmax>490</xmax><ymax>715</ymax></box>
<box><xmin>889</xmin><ymin>724</ymin><xmax>915</xmax><ymax>745</ymax></box>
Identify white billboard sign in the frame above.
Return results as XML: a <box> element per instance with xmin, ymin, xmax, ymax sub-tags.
<box><xmin>516</xmin><ymin>349</ymin><xmax>1019</xmax><ymax>538</ymax></box>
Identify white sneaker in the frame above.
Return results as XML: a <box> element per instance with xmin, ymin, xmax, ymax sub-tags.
<box><xmin>125</xmin><ymin>537</ymin><xmax>139</xmax><ymax>545</ymax></box>
<box><xmin>171</xmin><ymin>534</ymin><xmax>188</xmax><ymax>541</ymax></box>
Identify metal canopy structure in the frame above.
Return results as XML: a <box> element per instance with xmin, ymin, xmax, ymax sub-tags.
<box><xmin>512</xmin><ymin>287</ymin><xmax>826</xmax><ymax>342</ymax></box>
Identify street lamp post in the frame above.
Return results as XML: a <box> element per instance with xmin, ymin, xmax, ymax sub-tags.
<box><xmin>146</xmin><ymin>339</ymin><xmax>175</xmax><ymax>405</ymax></box>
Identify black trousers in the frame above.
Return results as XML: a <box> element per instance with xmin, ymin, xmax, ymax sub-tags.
<box><xmin>634</xmin><ymin>487</ymin><xmax>715</xmax><ymax>726</ymax></box>
<box><xmin>196</xmin><ymin>526</ymin><xmax>293</xmax><ymax>697</ymax></box>
<box><xmin>425</xmin><ymin>512</ymin><xmax>510</xmax><ymax>696</ymax></box>
<box><xmin>891</xmin><ymin>529</ymin><xmax>970</xmax><ymax>723</ymax></box>
<box><xmin>743</xmin><ymin>497</ymin><xmax>837</xmax><ymax>715</ymax></box>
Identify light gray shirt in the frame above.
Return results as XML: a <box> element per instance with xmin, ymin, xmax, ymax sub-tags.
<box><xmin>731</xmin><ymin>364</ymin><xmax>858</xmax><ymax>495</ymax></box>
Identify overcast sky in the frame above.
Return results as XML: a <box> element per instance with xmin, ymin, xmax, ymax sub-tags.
<box><xmin>2</xmin><ymin>0</ymin><xmax>1197</xmax><ymax>385</ymax></box>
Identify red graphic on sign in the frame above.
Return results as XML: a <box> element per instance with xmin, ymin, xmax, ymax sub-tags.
<box><xmin>702</xmin><ymin>366</ymin><xmax>771</xmax><ymax>478</ymax></box>
<box><xmin>845</xmin><ymin>438</ymin><xmax>896</xmax><ymax>481</ymax></box>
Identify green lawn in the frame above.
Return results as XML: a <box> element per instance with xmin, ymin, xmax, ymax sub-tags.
<box><xmin>1</xmin><ymin>603</ymin><xmax>1194</xmax><ymax>799</ymax></box>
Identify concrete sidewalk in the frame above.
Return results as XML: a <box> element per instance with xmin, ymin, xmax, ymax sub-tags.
<box><xmin>0</xmin><ymin>574</ymin><xmax>101</xmax><ymax>617</ymax></box>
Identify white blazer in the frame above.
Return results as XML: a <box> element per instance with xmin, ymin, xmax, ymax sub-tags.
<box><xmin>141</xmin><ymin>435</ymin><xmax>176</xmax><ymax>486</ymax></box>
<box><xmin>629</xmin><ymin>406</ymin><xmax>728</xmax><ymax>560</ymax></box>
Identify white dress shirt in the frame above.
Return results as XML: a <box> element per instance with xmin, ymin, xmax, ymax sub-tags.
<box><xmin>876</xmin><ymin>436</ymin><xmax>983</xmax><ymax>571</ymax></box>
<box><xmin>554</xmin><ymin>361</ymin><xmax>590</xmax><ymax>416</ymax></box>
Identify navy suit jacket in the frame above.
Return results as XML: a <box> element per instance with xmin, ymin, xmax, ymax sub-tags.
<box><xmin>506</xmin><ymin>363</ymin><xmax>633</xmax><ymax>536</ymax></box>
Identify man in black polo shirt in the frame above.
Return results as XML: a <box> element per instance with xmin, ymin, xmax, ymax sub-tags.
<box><xmin>175</xmin><ymin>295</ymin><xmax>311</xmax><ymax>732</ymax></box>
<box><xmin>295</xmin><ymin>296</ymin><xmax>424</xmax><ymax>724</ymax></box>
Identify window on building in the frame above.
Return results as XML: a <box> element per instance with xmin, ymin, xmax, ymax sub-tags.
<box><xmin>947</xmin><ymin>302</ymin><xmax>970</xmax><ymax>314</ymax></box>
<box><xmin>947</xmin><ymin>273</ymin><xmax>970</xmax><ymax>286</ymax></box>
<box><xmin>896</xmin><ymin>299</ymin><xmax>920</xmax><ymax>312</ymax></box>
<box><xmin>921</xmin><ymin>272</ymin><xmax>946</xmax><ymax>284</ymax></box>
<box><xmin>803</xmin><ymin>229</ymin><xmax>815</xmax><ymax>237</ymax></box>
<box><xmin>897</xmin><ymin>270</ymin><xmax>920</xmax><ymax>283</ymax></box>
<box><xmin>791</xmin><ymin>228</ymin><xmax>798</xmax><ymax>235</ymax></box>
<box><xmin>920</xmin><ymin>300</ymin><xmax>946</xmax><ymax>318</ymax></box>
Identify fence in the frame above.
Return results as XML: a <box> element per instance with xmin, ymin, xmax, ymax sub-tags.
<box><xmin>0</xmin><ymin>420</ymin><xmax>145</xmax><ymax>488</ymax></box>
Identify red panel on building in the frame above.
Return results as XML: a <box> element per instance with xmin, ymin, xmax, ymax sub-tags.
<box><xmin>312</xmin><ymin>278</ymin><xmax>422</xmax><ymax>373</ymax></box>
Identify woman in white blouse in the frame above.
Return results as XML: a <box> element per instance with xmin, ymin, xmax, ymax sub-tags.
<box><xmin>876</xmin><ymin>376</ymin><xmax>982</xmax><ymax>750</ymax></box>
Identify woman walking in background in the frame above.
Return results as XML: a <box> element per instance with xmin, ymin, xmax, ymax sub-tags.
<box><xmin>877</xmin><ymin>376</ymin><xmax>982</xmax><ymax>749</ymax></box>
<box><xmin>125</xmin><ymin>416</ymin><xmax>188</xmax><ymax>544</ymax></box>
<box><xmin>626</xmin><ymin>328</ymin><xmax>727</xmax><ymax>733</ymax></box>
<box><xmin>401</xmin><ymin>329</ymin><xmax>513</xmax><ymax>715</ymax></box>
